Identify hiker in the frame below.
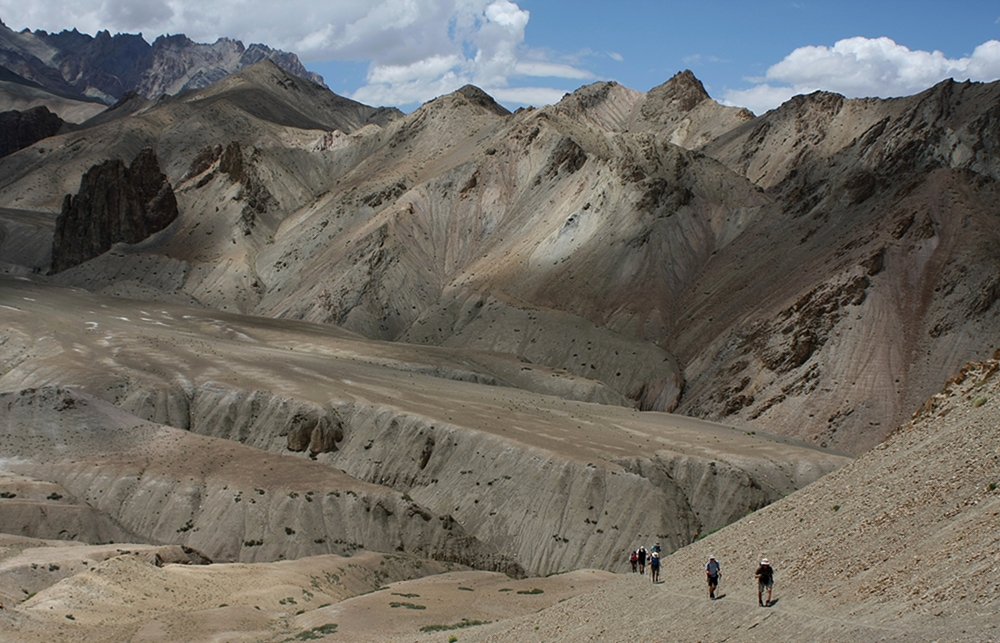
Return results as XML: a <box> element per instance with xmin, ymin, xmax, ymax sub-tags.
<box><xmin>630</xmin><ymin>549</ymin><xmax>638</xmax><ymax>573</ymax></box>
<box><xmin>649</xmin><ymin>551</ymin><xmax>660</xmax><ymax>583</ymax></box>
<box><xmin>705</xmin><ymin>555</ymin><xmax>721</xmax><ymax>599</ymax></box>
<box><xmin>652</xmin><ymin>541</ymin><xmax>662</xmax><ymax>555</ymax></box>
<box><xmin>637</xmin><ymin>546</ymin><xmax>648</xmax><ymax>575</ymax></box>
<box><xmin>755</xmin><ymin>558</ymin><xmax>774</xmax><ymax>606</ymax></box>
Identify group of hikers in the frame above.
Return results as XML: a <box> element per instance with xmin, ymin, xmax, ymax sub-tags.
<box><xmin>628</xmin><ymin>543</ymin><xmax>662</xmax><ymax>582</ymax></box>
<box><xmin>629</xmin><ymin>547</ymin><xmax>775</xmax><ymax>607</ymax></box>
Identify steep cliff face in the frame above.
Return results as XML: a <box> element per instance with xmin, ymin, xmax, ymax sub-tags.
<box><xmin>50</xmin><ymin>148</ymin><xmax>178</xmax><ymax>273</ymax></box>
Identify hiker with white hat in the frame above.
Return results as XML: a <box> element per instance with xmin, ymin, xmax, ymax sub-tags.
<box><xmin>755</xmin><ymin>558</ymin><xmax>774</xmax><ymax>607</ymax></box>
<box><xmin>705</xmin><ymin>555</ymin><xmax>721</xmax><ymax>599</ymax></box>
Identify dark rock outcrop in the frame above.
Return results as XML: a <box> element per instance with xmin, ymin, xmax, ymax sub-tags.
<box><xmin>0</xmin><ymin>105</ymin><xmax>65</xmax><ymax>157</ymax></box>
<box><xmin>50</xmin><ymin>148</ymin><xmax>178</xmax><ymax>273</ymax></box>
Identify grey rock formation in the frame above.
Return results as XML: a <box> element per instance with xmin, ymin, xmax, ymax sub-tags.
<box><xmin>50</xmin><ymin>148</ymin><xmax>178</xmax><ymax>273</ymax></box>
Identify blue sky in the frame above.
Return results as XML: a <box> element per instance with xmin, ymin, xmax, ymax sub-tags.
<box><xmin>3</xmin><ymin>0</ymin><xmax>1000</xmax><ymax>114</ymax></box>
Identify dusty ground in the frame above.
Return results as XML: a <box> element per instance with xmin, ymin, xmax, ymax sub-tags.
<box><xmin>0</xmin><ymin>534</ymin><xmax>615</xmax><ymax>642</ymax></box>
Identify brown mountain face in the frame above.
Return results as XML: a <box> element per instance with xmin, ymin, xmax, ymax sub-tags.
<box><xmin>1</xmin><ymin>65</ymin><xmax>998</xmax><ymax>454</ymax></box>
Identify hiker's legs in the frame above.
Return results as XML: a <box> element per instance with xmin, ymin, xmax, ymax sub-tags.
<box><xmin>766</xmin><ymin>586</ymin><xmax>772</xmax><ymax>605</ymax></box>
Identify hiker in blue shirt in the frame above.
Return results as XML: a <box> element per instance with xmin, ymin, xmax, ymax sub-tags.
<box><xmin>649</xmin><ymin>551</ymin><xmax>660</xmax><ymax>583</ymax></box>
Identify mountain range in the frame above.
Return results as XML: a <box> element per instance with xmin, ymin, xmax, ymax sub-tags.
<box><xmin>0</xmin><ymin>19</ymin><xmax>323</xmax><ymax>106</ymax></box>
<box><xmin>0</xmin><ymin>25</ymin><xmax>999</xmax><ymax>641</ymax></box>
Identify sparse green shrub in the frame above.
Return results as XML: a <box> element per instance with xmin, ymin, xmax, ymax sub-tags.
<box><xmin>292</xmin><ymin>623</ymin><xmax>338</xmax><ymax>640</ymax></box>
<box><xmin>390</xmin><ymin>601</ymin><xmax>426</xmax><ymax>610</ymax></box>
<box><xmin>419</xmin><ymin>618</ymin><xmax>491</xmax><ymax>632</ymax></box>
<box><xmin>832</xmin><ymin>505</ymin><xmax>841</xmax><ymax>512</ymax></box>
<box><xmin>973</xmin><ymin>396</ymin><xmax>988</xmax><ymax>407</ymax></box>
<box><xmin>516</xmin><ymin>588</ymin><xmax>543</xmax><ymax>595</ymax></box>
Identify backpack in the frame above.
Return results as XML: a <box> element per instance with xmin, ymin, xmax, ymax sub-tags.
<box><xmin>630</xmin><ymin>551</ymin><xmax>638</xmax><ymax>563</ymax></box>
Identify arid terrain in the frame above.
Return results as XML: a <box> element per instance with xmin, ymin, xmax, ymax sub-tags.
<box><xmin>1</xmin><ymin>27</ymin><xmax>999</xmax><ymax>640</ymax></box>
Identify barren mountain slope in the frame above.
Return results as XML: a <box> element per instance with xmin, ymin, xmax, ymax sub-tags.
<box><xmin>438</xmin><ymin>354</ymin><xmax>1000</xmax><ymax>643</ymax></box>
<box><xmin>0</xmin><ymin>60</ymin><xmax>399</xmax><ymax>212</ymax></box>
<box><xmin>2</xmin><ymin>66</ymin><xmax>999</xmax><ymax>454</ymax></box>
<box><xmin>0</xmin><ymin>72</ymin><xmax>106</xmax><ymax>123</ymax></box>
<box><xmin>0</xmin><ymin>276</ymin><xmax>848</xmax><ymax>577</ymax></box>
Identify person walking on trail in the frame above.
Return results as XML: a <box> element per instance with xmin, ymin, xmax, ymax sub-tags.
<box><xmin>705</xmin><ymin>555</ymin><xmax>721</xmax><ymax>599</ymax></box>
<box><xmin>637</xmin><ymin>546</ymin><xmax>648</xmax><ymax>575</ymax></box>
<box><xmin>755</xmin><ymin>558</ymin><xmax>774</xmax><ymax>606</ymax></box>
<box><xmin>649</xmin><ymin>551</ymin><xmax>661</xmax><ymax>583</ymax></box>
<box><xmin>630</xmin><ymin>549</ymin><xmax>638</xmax><ymax>573</ymax></box>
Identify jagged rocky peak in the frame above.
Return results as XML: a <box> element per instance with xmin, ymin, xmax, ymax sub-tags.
<box><xmin>455</xmin><ymin>84</ymin><xmax>511</xmax><ymax>116</ymax></box>
<box><xmin>552</xmin><ymin>81</ymin><xmax>643</xmax><ymax>131</ymax></box>
<box><xmin>649</xmin><ymin>69</ymin><xmax>712</xmax><ymax>111</ymax></box>
<box><xmin>50</xmin><ymin>148</ymin><xmax>178</xmax><ymax>273</ymax></box>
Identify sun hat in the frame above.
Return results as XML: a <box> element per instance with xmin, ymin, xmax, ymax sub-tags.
<box><xmin>761</xmin><ymin>558</ymin><xmax>769</xmax><ymax>565</ymax></box>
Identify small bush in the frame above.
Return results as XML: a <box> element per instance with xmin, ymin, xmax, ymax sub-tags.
<box><xmin>832</xmin><ymin>505</ymin><xmax>841</xmax><ymax>512</ymax></box>
<box><xmin>419</xmin><ymin>618</ymin><xmax>491</xmax><ymax>632</ymax></box>
<box><xmin>516</xmin><ymin>588</ymin><xmax>544</xmax><ymax>595</ymax></box>
<box><xmin>390</xmin><ymin>601</ymin><xmax>426</xmax><ymax>610</ymax></box>
<box><xmin>293</xmin><ymin>623</ymin><xmax>338</xmax><ymax>640</ymax></box>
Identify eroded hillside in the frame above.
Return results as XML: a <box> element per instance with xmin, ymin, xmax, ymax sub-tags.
<box><xmin>0</xmin><ymin>276</ymin><xmax>847</xmax><ymax>578</ymax></box>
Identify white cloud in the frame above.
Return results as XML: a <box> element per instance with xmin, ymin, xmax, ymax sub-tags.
<box><xmin>489</xmin><ymin>85</ymin><xmax>568</xmax><ymax>105</ymax></box>
<box><xmin>514</xmin><ymin>61</ymin><xmax>595</xmax><ymax>79</ymax></box>
<box><xmin>723</xmin><ymin>36</ymin><xmax>1000</xmax><ymax>115</ymax></box>
<box><xmin>721</xmin><ymin>84</ymin><xmax>797</xmax><ymax>117</ymax></box>
<box><xmin>608</xmin><ymin>51</ymin><xmax>624</xmax><ymax>62</ymax></box>
<box><xmin>1</xmin><ymin>0</ymin><xmax>590</xmax><ymax>108</ymax></box>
